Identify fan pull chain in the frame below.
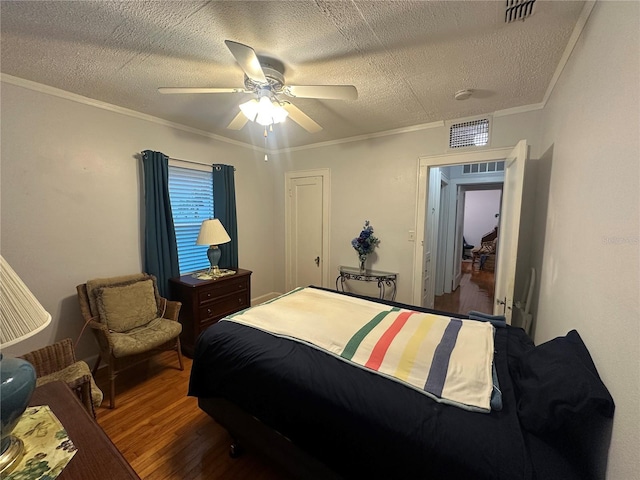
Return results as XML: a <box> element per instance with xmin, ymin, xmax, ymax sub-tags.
<box><xmin>264</xmin><ymin>127</ymin><xmax>268</xmax><ymax>161</ymax></box>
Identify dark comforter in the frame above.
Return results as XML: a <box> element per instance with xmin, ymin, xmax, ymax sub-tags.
<box><xmin>189</xmin><ymin>291</ymin><xmax>596</xmax><ymax>479</ymax></box>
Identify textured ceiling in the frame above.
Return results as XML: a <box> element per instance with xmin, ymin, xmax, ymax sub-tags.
<box><xmin>0</xmin><ymin>1</ymin><xmax>586</xmax><ymax>150</ymax></box>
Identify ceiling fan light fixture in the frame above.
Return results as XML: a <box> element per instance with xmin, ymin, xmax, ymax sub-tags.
<box><xmin>241</xmin><ymin>95</ymin><xmax>288</xmax><ymax>126</ymax></box>
<box><xmin>239</xmin><ymin>98</ymin><xmax>259</xmax><ymax>122</ymax></box>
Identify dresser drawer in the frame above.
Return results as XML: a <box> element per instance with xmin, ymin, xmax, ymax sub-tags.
<box><xmin>198</xmin><ymin>293</ymin><xmax>249</xmax><ymax>324</ymax></box>
<box><xmin>198</xmin><ymin>277</ymin><xmax>249</xmax><ymax>305</ymax></box>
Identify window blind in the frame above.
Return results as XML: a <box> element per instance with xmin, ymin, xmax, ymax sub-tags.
<box><xmin>168</xmin><ymin>166</ymin><xmax>213</xmax><ymax>274</ymax></box>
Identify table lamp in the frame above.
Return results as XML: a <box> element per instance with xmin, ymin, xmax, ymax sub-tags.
<box><xmin>196</xmin><ymin>218</ymin><xmax>231</xmax><ymax>277</ymax></box>
<box><xmin>0</xmin><ymin>255</ymin><xmax>52</xmax><ymax>474</ymax></box>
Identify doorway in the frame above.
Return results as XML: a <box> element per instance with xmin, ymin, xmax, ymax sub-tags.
<box><xmin>435</xmin><ymin>186</ymin><xmax>502</xmax><ymax>314</ymax></box>
<box><xmin>413</xmin><ymin>141</ymin><xmax>528</xmax><ymax>323</ymax></box>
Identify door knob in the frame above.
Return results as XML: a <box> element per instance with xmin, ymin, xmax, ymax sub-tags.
<box><xmin>314</xmin><ymin>256</ymin><xmax>320</xmax><ymax>266</ymax></box>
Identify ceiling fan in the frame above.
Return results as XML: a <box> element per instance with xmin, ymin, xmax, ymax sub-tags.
<box><xmin>158</xmin><ymin>40</ymin><xmax>358</xmax><ymax>134</ymax></box>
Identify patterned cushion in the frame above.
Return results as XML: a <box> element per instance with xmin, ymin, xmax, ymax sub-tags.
<box><xmin>478</xmin><ymin>239</ymin><xmax>497</xmax><ymax>254</ymax></box>
<box><xmin>86</xmin><ymin>274</ymin><xmax>148</xmax><ymax>318</ymax></box>
<box><xmin>35</xmin><ymin>361</ymin><xmax>103</xmax><ymax>408</ymax></box>
<box><xmin>95</xmin><ymin>279</ymin><xmax>158</xmax><ymax>333</ymax></box>
<box><xmin>109</xmin><ymin>318</ymin><xmax>182</xmax><ymax>358</ymax></box>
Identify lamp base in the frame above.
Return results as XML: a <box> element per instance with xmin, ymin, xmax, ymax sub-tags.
<box><xmin>0</xmin><ymin>435</ymin><xmax>24</xmax><ymax>474</ymax></box>
<box><xmin>206</xmin><ymin>245</ymin><xmax>222</xmax><ymax>276</ymax></box>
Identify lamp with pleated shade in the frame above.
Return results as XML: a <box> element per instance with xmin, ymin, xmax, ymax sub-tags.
<box><xmin>0</xmin><ymin>256</ymin><xmax>52</xmax><ymax>474</ymax></box>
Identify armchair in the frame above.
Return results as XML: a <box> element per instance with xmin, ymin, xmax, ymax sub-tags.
<box><xmin>21</xmin><ymin>338</ymin><xmax>102</xmax><ymax>418</ymax></box>
<box><xmin>472</xmin><ymin>227</ymin><xmax>499</xmax><ymax>270</ymax></box>
<box><xmin>76</xmin><ymin>273</ymin><xmax>183</xmax><ymax>408</ymax></box>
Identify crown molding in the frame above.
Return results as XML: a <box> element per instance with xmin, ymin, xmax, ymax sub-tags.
<box><xmin>0</xmin><ymin>74</ymin><xmax>264</xmax><ymax>153</ymax></box>
<box><xmin>271</xmin><ymin>120</ymin><xmax>446</xmax><ymax>154</ymax></box>
<box><xmin>541</xmin><ymin>1</ymin><xmax>596</xmax><ymax>106</ymax></box>
<box><xmin>493</xmin><ymin>103</ymin><xmax>545</xmax><ymax>118</ymax></box>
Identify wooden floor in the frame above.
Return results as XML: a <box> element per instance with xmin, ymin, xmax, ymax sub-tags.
<box><xmin>94</xmin><ymin>354</ymin><xmax>291</xmax><ymax>480</ymax></box>
<box><xmin>434</xmin><ymin>260</ymin><xmax>495</xmax><ymax>315</ymax></box>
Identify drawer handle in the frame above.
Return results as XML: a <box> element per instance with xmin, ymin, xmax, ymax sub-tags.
<box><xmin>207</xmin><ymin>308</ymin><xmax>212</xmax><ymax>314</ymax></box>
<box><xmin>238</xmin><ymin>298</ymin><xmax>243</xmax><ymax>304</ymax></box>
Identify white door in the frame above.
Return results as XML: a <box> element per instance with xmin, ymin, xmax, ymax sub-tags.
<box><xmin>493</xmin><ymin>140</ymin><xmax>528</xmax><ymax>323</ymax></box>
<box><xmin>285</xmin><ymin>170</ymin><xmax>331</xmax><ymax>291</ymax></box>
<box><xmin>435</xmin><ymin>178</ymin><xmax>450</xmax><ymax>296</ymax></box>
<box><xmin>422</xmin><ymin>167</ymin><xmax>441</xmax><ymax>308</ymax></box>
<box><xmin>452</xmin><ymin>186</ymin><xmax>466</xmax><ymax>291</ymax></box>
<box><xmin>290</xmin><ymin>176</ymin><xmax>323</xmax><ymax>288</ymax></box>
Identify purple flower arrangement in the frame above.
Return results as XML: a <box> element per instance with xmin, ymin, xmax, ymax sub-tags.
<box><xmin>351</xmin><ymin>220</ymin><xmax>380</xmax><ymax>261</ymax></box>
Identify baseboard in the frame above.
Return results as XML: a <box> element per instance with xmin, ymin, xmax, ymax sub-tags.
<box><xmin>251</xmin><ymin>292</ymin><xmax>283</xmax><ymax>306</ymax></box>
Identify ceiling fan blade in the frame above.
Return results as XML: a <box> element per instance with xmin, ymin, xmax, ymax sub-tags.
<box><xmin>224</xmin><ymin>40</ymin><xmax>267</xmax><ymax>84</ymax></box>
<box><xmin>282</xmin><ymin>103</ymin><xmax>322</xmax><ymax>133</ymax></box>
<box><xmin>158</xmin><ymin>87</ymin><xmax>248</xmax><ymax>94</ymax></box>
<box><xmin>284</xmin><ymin>85</ymin><xmax>358</xmax><ymax>101</ymax></box>
<box><xmin>227</xmin><ymin>111</ymin><xmax>249</xmax><ymax>130</ymax></box>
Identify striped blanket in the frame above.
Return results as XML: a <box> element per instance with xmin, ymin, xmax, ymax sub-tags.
<box><xmin>225</xmin><ymin>287</ymin><xmax>495</xmax><ymax>412</ymax></box>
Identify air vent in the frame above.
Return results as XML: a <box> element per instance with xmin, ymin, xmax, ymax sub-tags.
<box><xmin>462</xmin><ymin>161</ymin><xmax>505</xmax><ymax>174</ymax></box>
<box><xmin>505</xmin><ymin>0</ymin><xmax>536</xmax><ymax>23</ymax></box>
<box><xmin>449</xmin><ymin>118</ymin><xmax>490</xmax><ymax>149</ymax></box>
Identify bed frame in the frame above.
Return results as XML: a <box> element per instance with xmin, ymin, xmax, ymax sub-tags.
<box><xmin>198</xmin><ymin>397</ymin><xmax>341</xmax><ymax>479</ymax></box>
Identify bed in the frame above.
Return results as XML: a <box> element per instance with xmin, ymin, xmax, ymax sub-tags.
<box><xmin>188</xmin><ymin>287</ymin><xmax>614</xmax><ymax>479</ymax></box>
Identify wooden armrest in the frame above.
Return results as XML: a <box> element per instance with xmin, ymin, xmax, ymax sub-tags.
<box><xmin>63</xmin><ymin>372</ymin><xmax>92</xmax><ymax>391</ymax></box>
<box><xmin>161</xmin><ymin>298</ymin><xmax>182</xmax><ymax>321</ymax></box>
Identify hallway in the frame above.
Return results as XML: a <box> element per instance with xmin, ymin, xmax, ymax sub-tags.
<box><xmin>434</xmin><ymin>261</ymin><xmax>495</xmax><ymax>315</ymax></box>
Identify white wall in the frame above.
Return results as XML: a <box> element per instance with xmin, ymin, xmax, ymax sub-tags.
<box><xmin>463</xmin><ymin>189</ymin><xmax>502</xmax><ymax>248</ymax></box>
<box><xmin>532</xmin><ymin>2</ymin><xmax>639</xmax><ymax>479</ymax></box>
<box><xmin>0</xmin><ymin>82</ymin><xmax>278</xmax><ymax>360</ymax></box>
<box><xmin>270</xmin><ymin>111</ymin><xmax>542</xmax><ymax>304</ymax></box>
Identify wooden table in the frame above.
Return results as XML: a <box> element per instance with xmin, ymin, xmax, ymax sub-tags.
<box><xmin>29</xmin><ymin>381</ymin><xmax>140</xmax><ymax>479</ymax></box>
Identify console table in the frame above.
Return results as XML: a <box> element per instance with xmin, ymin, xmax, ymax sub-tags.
<box><xmin>28</xmin><ymin>381</ymin><xmax>139</xmax><ymax>479</ymax></box>
<box><xmin>336</xmin><ymin>266</ymin><xmax>398</xmax><ymax>301</ymax></box>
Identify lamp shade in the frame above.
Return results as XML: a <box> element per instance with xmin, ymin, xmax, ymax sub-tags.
<box><xmin>196</xmin><ymin>219</ymin><xmax>231</xmax><ymax>246</ymax></box>
<box><xmin>0</xmin><ymin>256</ymin><xmax>51</xmax><ymax>348</ymax></box>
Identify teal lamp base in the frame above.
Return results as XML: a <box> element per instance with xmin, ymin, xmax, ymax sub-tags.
<box><xmin>0</xmin><ymin>355</ymin><xmax>36</xmax><ymax>474</ymax></box>
<box><xmin>206</xmin><ymin>245</ymin><xmax>222</xmax><ymax>276</ymax></box>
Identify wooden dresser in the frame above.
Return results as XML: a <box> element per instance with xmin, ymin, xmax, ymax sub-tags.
<box><xmin>169</xmin><ymin>268</ymin><xmax>252</xmax><ymax>357</ymax></box>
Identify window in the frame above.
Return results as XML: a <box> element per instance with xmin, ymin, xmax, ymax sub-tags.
<box><xmin>462</xmin><ymin>161</ymin><xmax>505</xmax><ymax>174</ymax></box>
<box><xmin>168</xmin><ymin>165</ymin><xmax>213</xmax><ymax>274</ymax></box>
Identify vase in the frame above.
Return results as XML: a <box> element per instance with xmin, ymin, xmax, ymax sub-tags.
<box><xmin>359</xmin><ymin>255</ymin><xmax>367</xmax><ymax>273</ymax></box>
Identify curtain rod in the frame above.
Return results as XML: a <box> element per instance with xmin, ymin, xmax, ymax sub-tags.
<box><xmin>143</xmin><ymin>153</ymin><xmax>236</xmax><ymax>171</ymax></box>
<box><xmin>141</xmin><ymin>152</ymin><xmax>236</xmax><ymax>172</ymax></box>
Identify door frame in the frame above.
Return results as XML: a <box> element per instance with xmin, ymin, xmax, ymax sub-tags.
<box><xmin>412</xmin><ymin>146</ymin><xmax>515</xmax><ymax>305</ymax></box>
<box><xmin>284</xmin><ymin>168</ymin><xmax>331</xmax><ymax>291</ymax></box>
<box><xmin>434</xmin><ymin>174</ymin><xmax>450</xmax><ymax>296</ymax></box>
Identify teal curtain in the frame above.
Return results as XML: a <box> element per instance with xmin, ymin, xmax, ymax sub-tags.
<box><xmin>142</xmin><ymin>150</ymin><xmax>180</xmax><ymax>296</ymax></box>
<box><xmin>212</xmin><ymin>165</ymin><xmax>238</xmax><ymax>269</ymax></box>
